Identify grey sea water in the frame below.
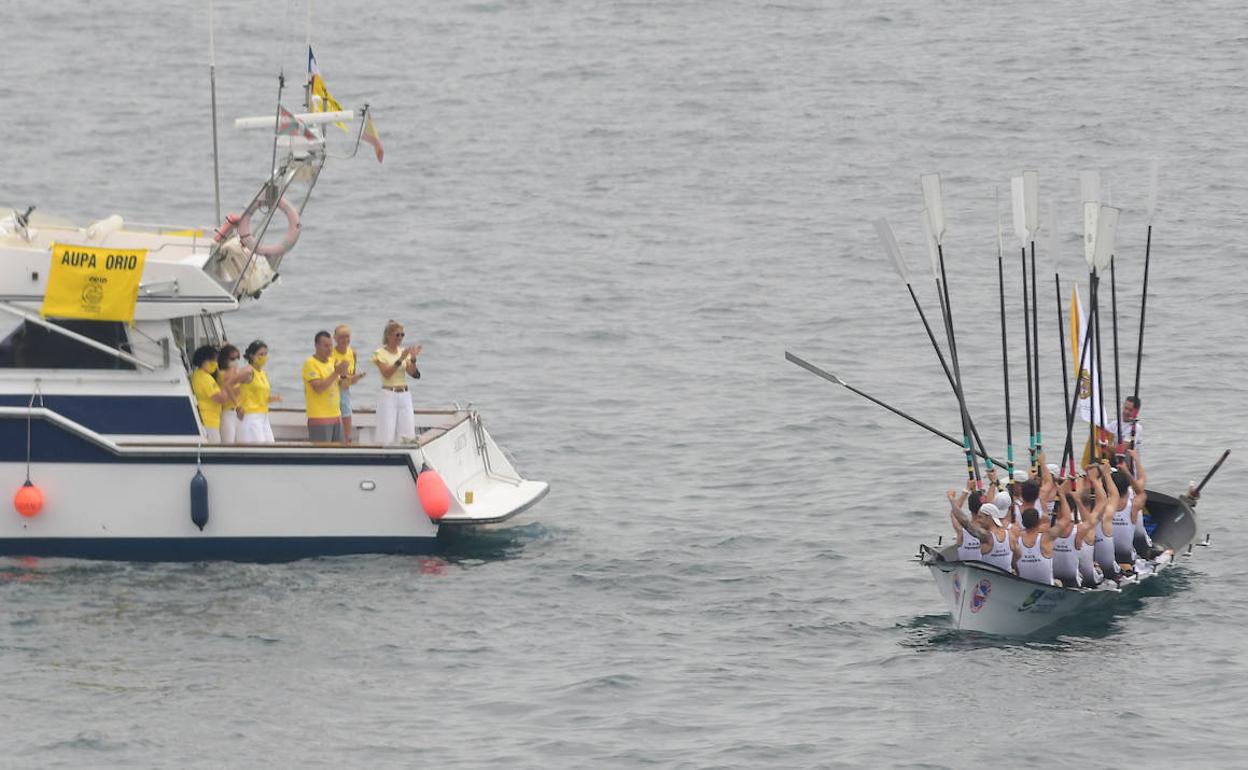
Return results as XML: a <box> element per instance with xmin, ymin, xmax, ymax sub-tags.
<box><xmin>2</xmin><ymin>0</ymin><xmax>1247</xmax><ymax>766</ymax></box>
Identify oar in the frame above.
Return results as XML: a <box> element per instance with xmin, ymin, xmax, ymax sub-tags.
<box><xmin>784</xmin><ymin>351</ymin><xmax>1006</xmax><ymax>467</ymax></box>
<box><xmin>1043</xmin><ymin>203</ymin><xmax>1072</xmax><ymax>475</ymax></box>
<box><xmin>1024</xmin><ymin>172</ymin><xmax>1042</xmax><ymax>457</ymax></box>
<box><xmin>994</xmin><ymin>192</ymin><xmax>1014</xmax><ymax>478</ymax></box>
<box><xmin>874</xmin><ymin>219</ymin><xmax>992</xmax><ymax>464</ymax></box>
<box><xmin>1194</xmin><ymin>449</ymin><xmax>1231</xmax><ymax>496</ymax></box>
<box><xmin>923</xmin><ymin>173</ymin><xmax>982</xmax><ymax>488</ymax></box>
<box><xmin>1090</xmin><ymin>205</ymin><xmax>1120</xmax><ymax>462</ymax></box>
<box><xmin>1110</xmin><ymin>255</ymin><xmax>1122</xmax><ymax>446</ymax></box>
<box><xmin>1062</xmin><ymin>283</ymin><xmax>1098</xmax><ymax>471</ymax></box>
<box><xmin>1079</xmin><ymin>172</ymin><xmax>1103</xmax><ymax>462</ymax></box>
<box><xmin>1131</xmin><ymin>160</ymin><xmax>1160</xmax><ymax>451</ymax></box>
<box><xmin>1011</xmin><ymin>175</ymin><xmax>1036</xmax><ymax>469</ymax></box>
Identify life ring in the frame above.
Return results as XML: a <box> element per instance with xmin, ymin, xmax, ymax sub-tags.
<box><xmin>213</xmin><ymin>213</ymin><xmax>241</xmax><ymax>243</ymax></box>
<box><xmin>236</xmin><ymin>196</ymin><xmax>301</xmax><ymax>258</ymax></box>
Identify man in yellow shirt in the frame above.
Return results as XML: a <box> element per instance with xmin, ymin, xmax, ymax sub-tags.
<box><xmin>303</xmin><ymin>330</ymin><xmax>350</xmax><ymax>443</ymax></box>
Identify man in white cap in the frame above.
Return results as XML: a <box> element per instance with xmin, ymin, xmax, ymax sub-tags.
<box><xmin>947</xmin><ymin>492</ymin><xmax>1011</xmax><ymax>572</ymax></box>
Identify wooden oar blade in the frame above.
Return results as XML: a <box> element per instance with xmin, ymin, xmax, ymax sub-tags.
<box><xmin>1023</xmin><ymin>170</ymin><xmax>1040</xmax><ymax>238</ymax></box>
<box><xmin>1011</xmin><ymin>175</ymin><xmax>1028</xmax><ymax>246</ymax></box>
<box><xmin>785</xmin><ymin>351</ymin><xmax>843</xmax><ymax>386</ymax></box>
<box><xmin>1081</xmin><ymin>170</ymin><xmax>1101</xmax><ymax>268</ymax></box>
<box><xmin>1147</xmin><ymin>159</ymin><xmax>1160</xmax><ymax>224</ymax></box>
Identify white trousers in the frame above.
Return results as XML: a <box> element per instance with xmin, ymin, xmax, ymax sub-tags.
<box><xmin>220</xmin><ymin>409</ymin><xmax>241</xmax><ymax>443</ymax></box>
<box><xmin>374</xmin><ymin>389</ymin><xmax>415</xmax><ymax>445</ymax></box>
<box><xmin>203</xmin><ymin>427</ymin><xmax>221</xmax><ymax>444</ymax></box>
<box><xmin>238</xmin><ymin>412</ymin><xmax>275</xmax><ymax>444</ymax></box>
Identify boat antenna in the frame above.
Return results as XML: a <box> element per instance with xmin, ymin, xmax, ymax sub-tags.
<box><xmin>304</xmin><ymin>0</ymin><xmax>314</xmax><ymax>111</ymax></box>
<box><xmin>874</xmin><ymin>218</ymin><xmax>992</xmax><ymax>466</ymax></box>
<box><xmin>208</xmin><ymin>0</ymin><xmax>222</xmax><ymax>226</ymax></box>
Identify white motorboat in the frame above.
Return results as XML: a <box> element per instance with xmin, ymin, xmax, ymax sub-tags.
<box><xmin>918</xmin><ymin>490</ymin><xmax>1200</xmax><ymax>637</ymax></box>
<box><xmin>0</xmin><ymin>81</ymin><xmax>547</xmax><ymax>561</ymax></box>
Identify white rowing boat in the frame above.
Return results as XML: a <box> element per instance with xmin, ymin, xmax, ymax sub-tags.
<box><xmin>918</xmin><ymin>490</ymin><xmax>1200</xmax><ymax>636</ymax></box>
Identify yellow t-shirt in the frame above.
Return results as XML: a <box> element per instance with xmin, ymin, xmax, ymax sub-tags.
<box><xmin>191</xmin><ymin>368</ymin><xmax>222</xmax><ymax>429</ymax></box>
<box><xmin>372</xmin><ymin>347</ymin><xmax>409</xmax><ymax>388</ymax></box>
<box><xmin>302</xmin><ymin>355</ymin><xmax>341</xmax><ymax>419</ymax></box>
<box><xmin>331</xmin><ymin>347</ymin><xmax>356</xmax><ymax>389</ymax></box>
<box><xmin>239</xmin><ymin>369</ymin><xmax>271</xmax><ymax>415</ymax></box>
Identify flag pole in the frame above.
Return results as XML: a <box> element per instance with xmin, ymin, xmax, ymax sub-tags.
<box><xmin>1062</xmin><ymin>281</ymin><xmax>1097</xmax><ymax>472</ymax></box>
<box><xmin>208</xmin><ymin>0</ymin><xmax>222</xmax><ymax>226</ymax></box>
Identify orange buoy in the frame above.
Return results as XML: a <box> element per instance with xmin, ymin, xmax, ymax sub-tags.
<box><xmin>14</xmin><ymin>481</ymin><xmax>43</xmax><ymax>518</ymax></box>
<box><xmin>416</xmin><ymin>468</ymin><xmax>451</xmax><ymax>521</ymax></box>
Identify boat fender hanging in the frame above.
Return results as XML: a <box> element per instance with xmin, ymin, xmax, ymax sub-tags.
<box><xmin>236</xmin><ymin>196</ymin><xmax>301</xmax><ymax>258</ymax></box>
<box><xmin>14</xmin><ymin>480</ymin><xmax>43</xmax><ymax>518</ymax></box>
<box><xmin>190</xmin><ymin>468</ymin><xmax>209</xmax><ymax>531</ymax></box>
<box><xmin>416</xmin><ymin>466</ymin><xmax>450</xmax><ymax>521</ymax></box>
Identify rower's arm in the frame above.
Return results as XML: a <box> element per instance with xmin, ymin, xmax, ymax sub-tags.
<box><xmin>948</xmin><ymin>491</ymin><xmax>990</xmax><ymax>540</ymax></box>
<box><xmin>1124</xmin><ymin>449</ymin><xmax>1146</xmax><ymax>492</ymax></box>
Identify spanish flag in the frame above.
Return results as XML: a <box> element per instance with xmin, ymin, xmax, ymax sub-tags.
<box><xmin>308</xmin><ymin>47</ymin><xmax>348</xmax><ymax>133</ymax></box>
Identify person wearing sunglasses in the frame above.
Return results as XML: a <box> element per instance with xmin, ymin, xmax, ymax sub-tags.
<box><xmin>371</xmin><ymin>320</ymin><xmax>421</xmax><ymax>444</ymax></box>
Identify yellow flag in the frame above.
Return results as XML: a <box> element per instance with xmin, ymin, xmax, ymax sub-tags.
<box><xmin>42</xmin><ymin>243</ymin><xmax>147</xmax><ymax>324</ymax></box>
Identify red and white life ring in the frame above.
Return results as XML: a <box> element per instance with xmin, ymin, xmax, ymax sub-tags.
<box><xmin>234</xmin><ymin>196</ymin><xmax>301</xmax><ymax>258</ymax></box>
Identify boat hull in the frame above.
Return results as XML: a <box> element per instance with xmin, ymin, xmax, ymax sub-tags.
<box><xmin>922</xmin><ymin>491</ymin><xmax>1197</xmax><ymax>637</ymax></box>
<box><xmin>0</xmin><ymin>407</ymin><xmax>547</xmax><ymax>562</ymax></box>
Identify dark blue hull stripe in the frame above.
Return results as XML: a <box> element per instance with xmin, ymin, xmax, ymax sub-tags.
<box><xmin>0</xmin><ymin>395</ymin><xmax>199</xmax><ymax>436</ymax></box>
<box><xmin>0</xmin><ymin>537</ymin><xmax>436</xmax><ymax>562</ymax></box>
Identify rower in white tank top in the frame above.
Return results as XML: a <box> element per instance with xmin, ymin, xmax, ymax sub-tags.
<box><xmin>1093</xmin><ymin>521</ymin><xmax>1120</xmax><ymax>578</ymax></box>
<box><xmin>983</xmin><ymin>528</ymin><xmax>1014</xmax><ymax>572</ymax></box>
<box><xmin>957</xmin><ymin>530</ymin><xmax>983</xmax><ymax>563</ymax></box>
<box><xmin>1051</xmin><ymin>526</ymin><xmax>1080</xmax><ymax>587</ymax></box>
<box><xmin>1017</xmin><ymin>530</ymin><xmax>1055</xmax><ymax>584</ymax></box>
<box><xmin>1112</xmin><ymin>491</ymin><xmax>1138</xmax><ymax>564</ymax></box>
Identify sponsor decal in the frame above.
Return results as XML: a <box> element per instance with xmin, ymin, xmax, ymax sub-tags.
<box><xmin>1017</xmin><ymin>587</ymin><xmax>1070</xmax><ymax>614</ymax></box>
<box><xmin>970</xmin><ymin>578</ymin><xmax>992</xmax><ymax>614</ymax></box>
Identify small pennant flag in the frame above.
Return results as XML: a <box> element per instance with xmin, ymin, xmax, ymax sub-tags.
<box><xmin>362</xmin><ymin>113</ymin><xmax>384</xmax><ymax>163</ymax></box>
<box><xmin>276</xmin><ymin>105</ymin><xmax>315</xmax><ymax>139</ymax></box>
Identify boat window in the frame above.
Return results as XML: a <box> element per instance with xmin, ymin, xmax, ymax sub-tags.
<box><xmin>0</xmin><ymin>319</ymin><xmax>136</xmax><ymax>370</ymax></box>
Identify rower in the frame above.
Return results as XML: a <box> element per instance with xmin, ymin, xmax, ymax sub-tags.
<box><xmin>1110</xmin><ymin>451</ymin><xmax>1150</xmax><ymax>564</ymax></box>
<box><xmin>1073</xmin><ymin>480</ymin><xmax>1105</xmax><ymax>587</ymax></box>
<box><xmin>1088</xmin><ymin>464</ymin><xmax>1124</xmax><ymax>580</ymax></box>
<box><xmin>948</xmin><ymin>488</ymin><xmax>984</xmax><ymax>563</ymax></box>
<box><xmin>976</xmin><ymin>503</ymin><xmax>1014</xmax><ymax>572</ymax></box>
<box><xmin>1014</xmin><ymin>480</ymin><xmax>1069</xmax><ymax>585</ymax></box>
<box><xmin>1049</xmin><ymin>479</ymin><xmax>1082</xmax><ymax>587</ymax></box>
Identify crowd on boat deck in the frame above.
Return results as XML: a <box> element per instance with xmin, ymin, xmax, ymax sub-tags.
<box><xmin>946</xmin><ymin>440</ymin><xmax>1171</xmax><ymax>589</ymax></box>
<box><xmin>189</xmin><ymin>320</ymin><xmax>422</xmax><ymax>446</ymax></box>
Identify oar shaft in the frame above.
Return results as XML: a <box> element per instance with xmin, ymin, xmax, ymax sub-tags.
<box><xmin>905</xmin><ymin>283</ymin><xmax>993</xmax><ymax>465</ymax></box>
<box><xmin>1020</xmin><ymin>247</ymin><xmax>1036</xmax><ymax>466</ymax></box>
<box><xmin>935</xmin><ymin>245</ymin><xmax>983</xmax><ymax>484</ymax></box>
<box><xmin>1134</xmin><ymin>224</ymin><xmax>1153</xmax><ymax>398</ymax></box>
<box><xmin>1030</xmin><ymin>241</ymin><xmax>1041</xmax><ymax>451</ymax></box>
<box><xmin>1195</xmin><ymin>449</ymin><xmax>1231</xmax><ymax>495</ymax></box>
<box><xmin>1111</xmin><ymin>258</ymin><xmax>1122</xmax><ymax>444</ymax></box>
<box><xmin>1054</xmin><ymin>273</ymin><xmax>1073</xmax><ymax>472</ymax></box>
<box><xmin>784</xmin><ymin>352</ymin><xmax>1006</xmax><ymax>467</ymax></box>
<box><xmin>997</xmin><ymin>255</ymin><xmax>1014</xmax><ymax>475</ymax></box>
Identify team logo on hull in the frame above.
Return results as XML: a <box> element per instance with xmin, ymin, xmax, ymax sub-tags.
<box><xmin>970</xmin><ymin>578</ymin><xmax>992</xmax><ymax>614</ymax></box>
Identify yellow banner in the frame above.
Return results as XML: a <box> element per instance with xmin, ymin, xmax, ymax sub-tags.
<box><xmin>42</xmin><ymin>243</ymin><xmax>147</xmax><ymax>323</ymax></box>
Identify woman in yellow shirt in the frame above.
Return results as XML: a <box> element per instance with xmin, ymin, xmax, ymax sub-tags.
<box><xmin>190</xmin><ymin>345</ymin><xmax>238</xmax><ymax>443</ymax></box>
<box><xmin>216</xmin><ymin>344</ymin><xmax>244</xmax><ymax>443</ymax></box>
<box><xmin>235</xmin><ymin>339</ymin><xmax>282</xmax><ymax>443</ymax></box>
<box><xmin>371</xmin><ymin>320</ymin><xmax>421</xmax><ymax>444</ymax></box>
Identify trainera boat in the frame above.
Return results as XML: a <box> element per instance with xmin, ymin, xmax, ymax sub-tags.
<box><xmin>918</xmin><ymin>490</ymin><xmax>1200</xmax><ymax>637</ymax></box>
<box><xmin>0</xmin><ymin>103</ymin><xmax>548</xmax><ymax>561</ymax></box>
